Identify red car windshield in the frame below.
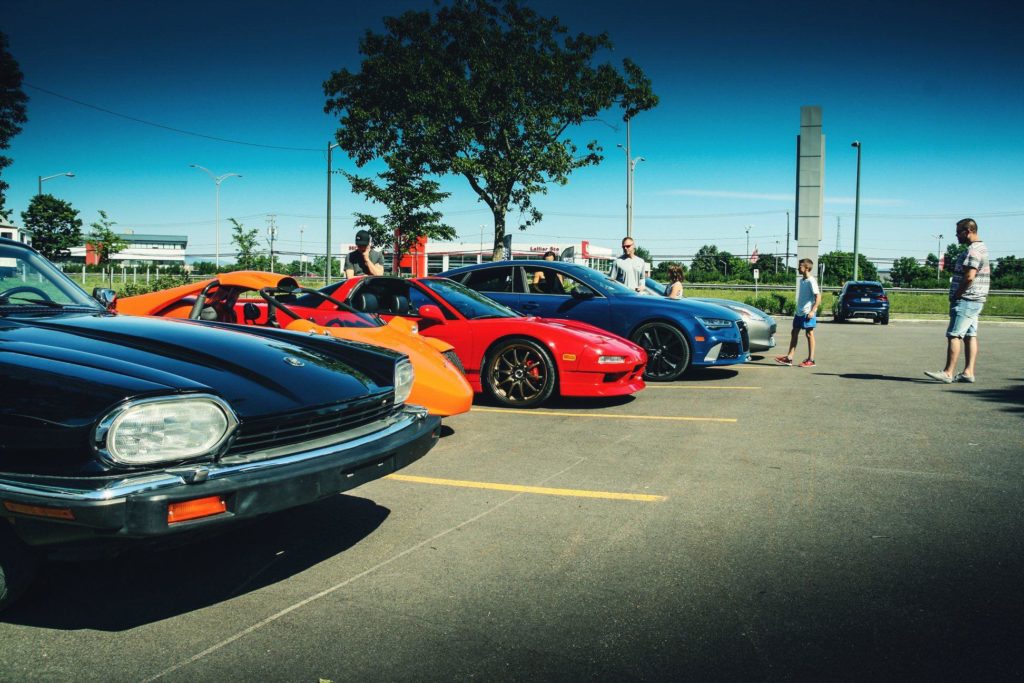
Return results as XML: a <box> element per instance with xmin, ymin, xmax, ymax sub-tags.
<box><xmin>420</xmin><ymin>279</ymin><xmax>520</xmax><ymax>320</ymax></box>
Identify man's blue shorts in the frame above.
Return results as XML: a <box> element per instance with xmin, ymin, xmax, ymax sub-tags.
<box><xmin>793</xmin><ymin>315</ymin><xmax>817</xmax><ymax>330</ymax></box>
<box><xmin>946</xmin><ymin>299</ymin><xmax>983</xmax><ymax>338</ymax></box>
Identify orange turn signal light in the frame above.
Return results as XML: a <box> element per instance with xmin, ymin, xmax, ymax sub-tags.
<box><xmin>695</xmin><ymin>336</ymin><xmax>706</xmax><ymax>342</ymax></box>
<box><xmin>167</xmin><ymin>495</ymin><xmax>227</xmax><ymax>524</ymax></box>
<box><xmin>3</xmin><ymin>500</ymin><xmax>75</xmax><ymax>520</ymax></box>
<box><xmin>561</xmin><ymin>353</ymin><xmax>577</xmax><ymax>361</ymax></box>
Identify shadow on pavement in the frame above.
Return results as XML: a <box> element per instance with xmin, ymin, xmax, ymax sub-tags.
<box><xmin>817</xmin><ymin>372</ymin><xmax>935</xmax><ymax>383</ymax></box>
<box><xmin>2</xmin><ymin>495</ymin><xmax>389</xmax><ymax>631</ymax></box>
<box><xmin>958</xmin><ymin>380</ymin><xmax>1024</xmax><ymax>415</ymax></box>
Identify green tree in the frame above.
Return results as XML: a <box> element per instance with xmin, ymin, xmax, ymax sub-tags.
<box><xmin>943</xmin><ymin>241</ymin><xmax>968</xmax><ymax>274</ymax></box>
<box><xmin>230</xmin><ymin>219</ymin><xmax>261</xmax><ymax>270</ymax></box>
<box><xmin>890</xmin><ymin>256</ymin><xmax>926</xmax><ymax>287</ymax></box>
<box><xmin>345</xmin><ymin>159</ymin><xmax>456</xmax><ymax>274</ymax></box>
<box><xmin>87</xmin><ymin>210</ymin><xmax>128</xmax><ymax>266</ymax></box>
<box><xmin>689</xmin><ymin>245</ymin><xmax>720</xmax><ymax>280</ymax></box>
<box><xmin>21</xmin><ymin>194</ymin><xmax>82</xmax><ymax>260</ymax></box>
<box><xmin>324</xmin><ymin>0</ymin><xmax>658</xmax><ymax>259</ymax></box>
<box><xmin>818</xmin><ymin>251</ymin><xmax>878</xmax><ymax>286</ymax></box>
<box><xmin>0</xmin><ymin>32</ymin><xmax>29</xmax><ymax>216</ymax></box>
<box><xmin>993</xmin><ymin>255</ymin><xmax>1024</xmax><ymax>289</ymax></box>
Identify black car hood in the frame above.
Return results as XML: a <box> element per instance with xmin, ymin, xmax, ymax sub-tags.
<box><xmin>1</xmin><ymin>313</ymin><xmax>399</xmax><ymax>418</ymax></box>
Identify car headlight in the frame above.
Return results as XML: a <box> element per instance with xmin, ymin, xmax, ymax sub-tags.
<box><xmin>695</xmin><ymin>316</ymin><xmax>735</xmax><ymax>330</ymax></box>
<box><xmin>597</xmin><ymin>355</ymin><xmax>627</xmax><ymax>364</ymax></box>
<box><xmin>394</xmin><ymin>358</ymin><xmax>415</xmax><ymax>404</ymax></box>
<box><xmin>95</xmin><ymin>395</ymin><xmax>238</xmax><ymax>466</ymax></box>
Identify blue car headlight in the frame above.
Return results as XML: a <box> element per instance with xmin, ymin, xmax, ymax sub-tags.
<box><xmin>695</xmin><ymin>316</ymin><xmax>735</xmax><ymax>330</ymax></box>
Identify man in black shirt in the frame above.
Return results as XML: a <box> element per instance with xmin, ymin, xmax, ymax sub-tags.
<box><xmin>345</xmin><ymin>229</ymin><xmax>385</xmax><ymax>277</ymax></box>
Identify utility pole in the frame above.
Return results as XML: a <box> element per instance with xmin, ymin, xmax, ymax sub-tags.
<box><xmin>299</xmin><ymin>225</ymin><xmax>305</xmax><ymax>271</ymax></box>
<box><xmin>835</xmin><ymin>216</ymin><xmax>842</xmax><ymax>251</ymax></box>
<box><xmin>266</xmin><ymin>214</ymin><xmax>278</xmax><ymax>273</ymax></box>
<box><xmin>745</xmin><ymin>224</ymin><xmax>751</xmax><ymax>262</ymax></box>
<box><xmin>785</xmin><ymin>211</ymin><xmax>791</xmax><ymax>272</ymax></box>
<box><xmin>326</xmin><ymin>141</ymin><xmax>341</xmax><ymax>281</ymax></box>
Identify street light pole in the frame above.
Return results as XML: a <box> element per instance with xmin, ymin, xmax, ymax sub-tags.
<box><xmin>931</xmin><ymin>233</ymin><xmax>943</xmax><ymax>280</ymax></box>
<box><xmin>617</xmin><ymin>118</ymin><xmax>644</xmax><ymax>239</ymax></box>
<box><xmin>191</xmin><ymin>165</ymin><xmax>241</xmax><ymax>268</ymax></box>
<box><xmin>326</xmin><ymin>142</ymin><xmax>342</xmax><ymax>281</ymax></box>
<box><xmin>851</xmin><ymin>141</ymin><xmax>862</xmax><ymax>281</ymax></box>
<box><xmin>37</xmin><ymin>172</ymin><xmax>75</xmax><ymax>195</ymax></box>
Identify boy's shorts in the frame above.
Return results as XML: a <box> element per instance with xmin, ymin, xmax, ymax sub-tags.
<box><xmin>946</xmin><ymin>299</ymin><xmax>983</xmax><ymax>338</ymax></box>
<box><xmin>793</xmin><ymin>315</ymin><xmax>817</xmax><ymax>330</ymax></box>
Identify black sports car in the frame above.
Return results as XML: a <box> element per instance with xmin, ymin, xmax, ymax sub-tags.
<box><xmin>0</xmin><ymin>238</ymin><xmax>440</xmax><ymax>611</ymax></box>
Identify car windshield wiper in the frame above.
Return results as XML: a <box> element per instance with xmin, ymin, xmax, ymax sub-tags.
<box><xmin>471</xmin><ymin>313</ymin><xmax>510</xmax><ymax>319</ymax></box>
<box><xmin>0</xmin><ymin>297</ymin><xmax>69</xmax><ymax>308</ymax></box>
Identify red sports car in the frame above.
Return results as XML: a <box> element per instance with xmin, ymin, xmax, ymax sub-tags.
<box><xmin>309</xmin><ymin>276</ymin><xmax>647</xmax><ymax>408</ymax></box>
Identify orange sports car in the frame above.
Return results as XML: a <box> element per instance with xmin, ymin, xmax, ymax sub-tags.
<box><xmin>116</xmin><ymin>271</ymin><xmax>473</xmax><ymax>417</ymax></box>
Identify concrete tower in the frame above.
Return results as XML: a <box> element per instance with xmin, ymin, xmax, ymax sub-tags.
<box><xmin>794</xmin><ymin>106</ymin><xmax>825</xmax><ymax>271</ymax></box>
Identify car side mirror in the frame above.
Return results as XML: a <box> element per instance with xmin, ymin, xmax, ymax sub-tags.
<box><xmin>418</xmin><ymin>304</ymin><xmax>446</xmax><ymax>325</ymax></box>
<box><xmin>570</xmin><ymin>287</ymin><xmax>594</xmax><ymax>300</ymax></box>
<box><xmin>92</xmin><ymin>287</ymin><xmax>118</xmax><ymax>311</ymax></box>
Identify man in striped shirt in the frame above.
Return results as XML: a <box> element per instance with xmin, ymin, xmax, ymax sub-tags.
<box><xmin>925</xmin><ymin>218</ymin><xmax>990</xmax><ymax>383</ymax></box>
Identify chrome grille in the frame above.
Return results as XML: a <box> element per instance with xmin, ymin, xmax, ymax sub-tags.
<box><xmin>227</xmin><ymin>391</ymin><xmax>396</xmax><ymax>456</ymax></box>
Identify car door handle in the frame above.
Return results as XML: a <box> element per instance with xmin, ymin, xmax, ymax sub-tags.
<box><xmin>522</xmin><ymin>303</ymin><xmax>539</xmax><ymax>310</ymax></box>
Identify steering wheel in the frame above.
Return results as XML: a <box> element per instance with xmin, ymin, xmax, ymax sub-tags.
<box><xmin>0</xmin><ymin>285</ymin><xmax>53</xmax><ymax>302</ymax></box>
<box><xmin>259</xmin><ymin>285</ymin><xmax>364</xmax><ymax>330</ymax></box>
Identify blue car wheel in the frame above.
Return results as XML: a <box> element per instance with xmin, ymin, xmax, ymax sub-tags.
<box><xmin>630</xmin><ymin>322</ymin><xmax>691</xmax><ymax>381</ymax></box>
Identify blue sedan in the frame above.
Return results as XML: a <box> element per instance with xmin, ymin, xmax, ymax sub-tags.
<box><xmin>440</xmin><ymin>261</ymin><xmax>750</xmax><ymax>381</ymax></box>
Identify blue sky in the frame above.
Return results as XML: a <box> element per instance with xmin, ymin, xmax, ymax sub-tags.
<box><xmin>4</xmin><ymin>0</ymin><xmax>1023</xmax><ymax>265</ymax></box>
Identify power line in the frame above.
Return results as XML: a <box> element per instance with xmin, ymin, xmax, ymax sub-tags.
<box><xmin>25</xmin><ymin>83</ymin><xmax>323</xmax><ymax>152</ymax></box>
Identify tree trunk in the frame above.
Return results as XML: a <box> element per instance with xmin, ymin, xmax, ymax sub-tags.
<box><xmin>490</xmin><ymin>207</ymin><xmax>506</xmax><ymax>261</ymax></box>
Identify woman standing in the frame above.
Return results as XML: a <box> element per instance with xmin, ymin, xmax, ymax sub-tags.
<box><xmin>665</xmin><ymin>264</ymin><xmax>684</xmax><ymax>299</ymax></box>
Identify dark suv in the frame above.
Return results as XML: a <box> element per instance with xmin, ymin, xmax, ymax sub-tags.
<box><xmin>833</xmin><ymin>281</ymin><xmax>890</xmax><ymax>324</ymax></box>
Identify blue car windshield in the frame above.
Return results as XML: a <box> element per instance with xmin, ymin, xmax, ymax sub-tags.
<box><xmin>421</xmin><ymin>278</ymin><xmax>520</xmax><ymax>319</ymax></box>
<box><xmin>0</xmin><ymin>244</ymin><xmax>102</xmax><ymax>312</ymax></box>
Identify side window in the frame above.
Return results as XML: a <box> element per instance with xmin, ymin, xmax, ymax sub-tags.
<box><xmin>524</xmin><ymin>265</ymin><xmax>569</xmax><ymax>295</ymax></box>
<box><xmin>464</xmin><ymin>267</ymin><xmax>515</xmax><ymax>293</ymax></box>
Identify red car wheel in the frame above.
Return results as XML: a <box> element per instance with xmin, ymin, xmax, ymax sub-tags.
<box><xmin>484</xmin><ymin>337</ymin><xmax>557</xmax><ymax>408</ymax></box>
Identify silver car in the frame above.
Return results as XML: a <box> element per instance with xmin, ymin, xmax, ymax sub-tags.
<box><xmin>644</xmin><ymin>278</ymin><xmax>776</xmax><ymax>352</ymax></box>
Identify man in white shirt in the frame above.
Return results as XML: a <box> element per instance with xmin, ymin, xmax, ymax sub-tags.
<box><xmin>608</xmin><ymin>236</ymin><xmax>646</xmax><ymax>293</ymax></box>
<box><xmin>776</xmin><ymin>258</ymin><xmax>821</xmax><ymax>367</ymax></box>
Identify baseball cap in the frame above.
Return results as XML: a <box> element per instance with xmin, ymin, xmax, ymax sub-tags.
<box><xmin>355</xmin><ymin>229</ymin><xmax>371</xmax><ymax>246</ymax></box>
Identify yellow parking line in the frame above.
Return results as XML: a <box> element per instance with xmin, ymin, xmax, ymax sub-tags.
<box><xmin>387</xmin><ymin>474</ymin><xmax>667</xmax><ymax>502</ymax></box>
<box><xmin>470</xmin><ymin>408</ymin><xmax>736</xmax><ymax>423</ymax></box>
<box><xmin>644</xmin><ymin>385</ymin><xmax>760</xmax><ymax>390</ymax></box>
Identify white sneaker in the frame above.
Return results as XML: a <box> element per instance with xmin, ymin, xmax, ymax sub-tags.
<box><xmin>954</xmin><ymin>372</ymin><xmax>976</xmax><ymax>383</ymax></box>
<box><xmin>924</xmin><ymin>371</ymin><xmax>953</xmax><ymax>384</ymax></box>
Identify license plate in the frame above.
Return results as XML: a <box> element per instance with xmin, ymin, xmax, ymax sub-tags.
<box><xmin>860</xmin><ymin>297</ymin><xmax>870</xmax><ymax>302</ymax></box>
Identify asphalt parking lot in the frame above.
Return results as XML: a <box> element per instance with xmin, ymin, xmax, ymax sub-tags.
<box><xmin>2</xmin><ymin>317</ymin><xmax>1022</xmax><ymax>681</ymax></box>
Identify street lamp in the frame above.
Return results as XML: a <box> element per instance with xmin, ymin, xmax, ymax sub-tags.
<box><xmin>931</xmin><ymin>233</ymin><xmax>943</xmax><ymax>280</ymax></box>
<box><xmin>718</xmin><ymin>257</ymin><xmax>729</xmax><ymax>279</ymax></box>
<box><xmin>745</xmin><ymin>224</ymin><xmax>752</xmax><ymax>262</ymax></box>
<box><xmin>616</xmin><ymin>117</ymin><xmax>645</xmax><ymax>239</ymax></box>
<box><xmin>37</xmin><ymin>172</ymin><xmax>74</xmax><ymax>195</ymax></box>
<box><xmin>190</xmin><ymin>164</ymin><xmax>241</xmax><ymax>267</ymax></box>
<box><xmin>851</xmin><ymin>141</ymin><xmax>862</xmax><ymax>281</ymax></box>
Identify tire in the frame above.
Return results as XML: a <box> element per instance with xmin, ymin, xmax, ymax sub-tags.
<box><xmin>483</xmin><ymin>337</ymin><xmax>557</xmax><ymax>408</ymax></box>
<box><xmin>630</xmin><ymin>322</ymin><xmax>691</xmax><ymax>382</ymax></box>
<box><xmin>881</xmin><ymin>316</ymin><xmax>890</xmax><ymax>325</ymax></box>
<box><xmin>442</xmin><ymin>349</ymin><xmax>465</xmax><ymax>374</ymax></box>
<box><xmin>834</xmin><ymin>313</ymin><xmax>844</xmax><ymax>323</ymax></box>
<box><xmin>0</xmin><ymin>523</ymin><xmax>38</xmax><ymax>613</ymax></box>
